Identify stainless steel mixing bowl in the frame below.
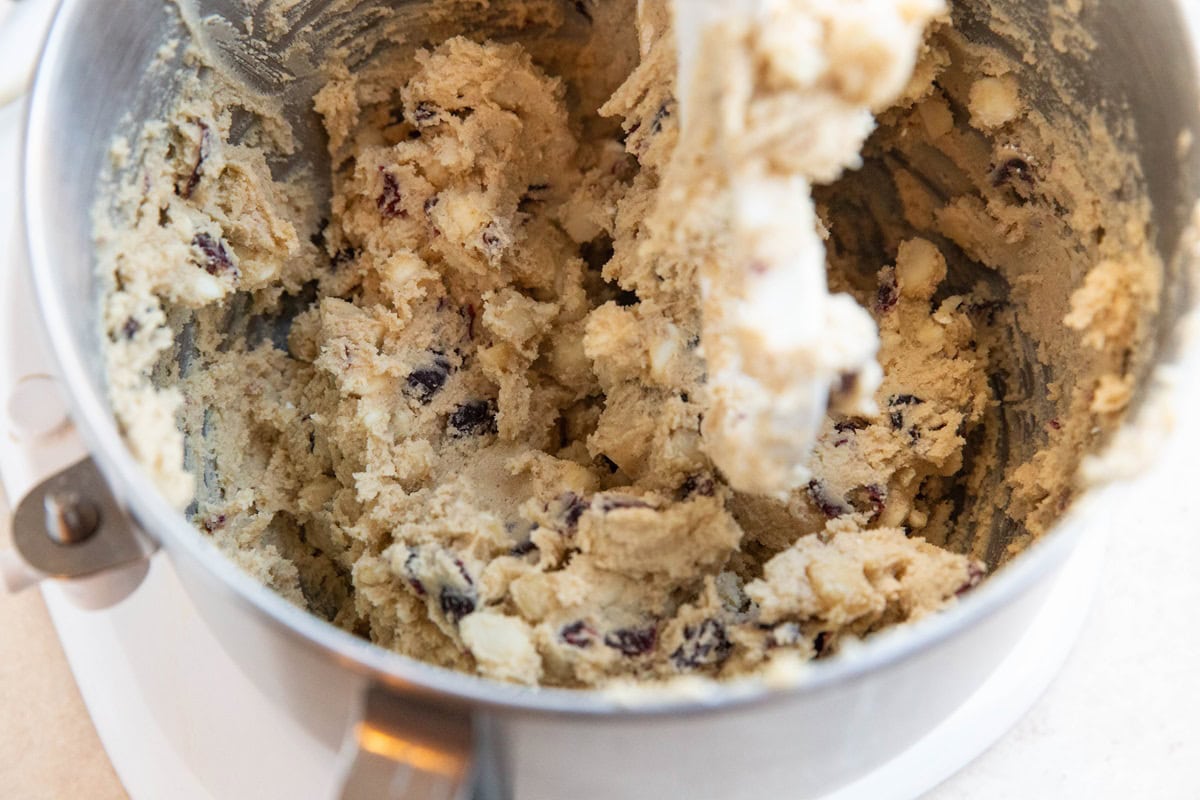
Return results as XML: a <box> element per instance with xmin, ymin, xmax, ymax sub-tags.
<box><xmin>13</xmin><ymin>1</ymin><xmax>1200</xmax><ymax>797</ymax></box>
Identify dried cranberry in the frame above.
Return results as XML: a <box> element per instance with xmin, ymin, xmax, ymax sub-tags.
<box><xmin>377</xmin><ymin>170</ymin><xmax>406</xmax><ymax>218</ymax></box>
<box><xmin>439</xmin><ymin>586</ymin><xmax>475</xmax><ymax>623</ymax></box>
<box><xmin>405</xmin><ymin>355</ymin><xmax>452</xmax><ymax>404</ymax></box>
<box><xmin>561</xmin><ymin>620</ymin><xmax>595</xmax><ymax>648</ymax></box>
<box><xmin>509</xmin><ymin>539</ymin><xmax>538</xmax><ymax>557</ymax></box>
<box><xmin>557</xmin><ymin>492</ymin><xmax>588</xmax><ymax>534</ymax></box>
<box><xmin>479</xmin><ymin>224</ymin><xmax>505</xmax><ymax>260</ymax></box>
<box><xmin>121</xmin><ymin>317</ymin><xmax>141</xmax><ymax>339</ymax></box>
<box><xmin>807</xmin><ymin>480</ymin><xmax>846</xmax><ymax>519</ymax></box>
<box><xmin>448</xmin><ymin>400</ymin><xmax>497</xmax><ymax>436</ymax></box>
<box><xmin>404</xmin><ymin>552</ymin><xmax>426</xmax><ymax>596</ymax></box>
<box><xmin>649</xmin><ymin>101</ymin><xmax>673</xmax><ymax>135</ymax></box>
<box><xmin>604</xmin><ymin>625</ymin><xmax>656</xmax><ymax>657</ymax></box>
<box><xmin>598</xmin><ymin>495</ymin><xmax>651</xmax><ymax>512</ymax></box>
<box><xmin>178</xmin><ymin>119</ymin><xmax>210</xmax><ymax>199</ymax></box>
<box><xmin>411</xmin><ymin>101</ymin><xmax>440</xmax><ymax>126</ymax></box>
<box><xmin>848</xmin><ymin>484</ymin><xmax>887</xmax><ymax>519</ymax></box>
<box><xmin>886</xmin><ymin>396</ymin><xmax>922</xmax><ymax>431</ymax></box>
<box><xmin>876</xmin><ymin>266</ymin><xmax>899</xmax><ymax>313</ymax></box>
<box><xmin>670</xmin><ymin>619</ymin><xmax>732</xmax><ymax>670</ymax></box>
<box><xmin>453</xmin><ymin>557</ymin><xmax>474</xmax><ymax>587</ymax></box>
<box><xmin>888</xmin><ymin>394</ymin><xmax>924</xmax><ymax>407</ymax></box>
<box><xmin>193</xmin><ymin>233</ymin><xmax>236</xmax><ymax>276</ymax></box>
<box><xmin>201</xmin><ymin>514</ymin><xmax>226</xmax><ymax>533</ymax></box>
<box><xmin>834</xmin><ymin>418</ymin><xmax>869</xmax><ymax>434</ymax></box>
<box><xmin>956</xmin><ymin>563</ymin><xmax>987</xmax><ymax>596</ymax></box>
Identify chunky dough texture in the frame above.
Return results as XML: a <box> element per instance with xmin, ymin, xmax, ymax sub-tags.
<box><xmin>97</xmin><ymin>0</ymin><xmax>1159</xmax><ymax>687</ymax></box>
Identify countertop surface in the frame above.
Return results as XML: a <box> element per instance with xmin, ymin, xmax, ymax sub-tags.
<box><xmin>0</xmin><ymin>486</ymin><xmax>127</xmax><ymax>800</ymax></box>
<box><xmin>928</xmin><ymin>457</ymin><xmax>1200</xmax><ymax>798</ymax></box>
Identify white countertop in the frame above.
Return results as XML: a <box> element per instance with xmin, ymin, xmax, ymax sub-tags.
<box><xmin>927</xmin><ymin>438</ymin><xmax>1200</xmax><ymax>798</ymax></box>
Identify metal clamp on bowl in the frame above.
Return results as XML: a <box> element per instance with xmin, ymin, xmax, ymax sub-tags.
<box><xmin>5</xmin><ymin>457</ymin><xmax>156</xmax><ymax>607</ymax></box>
<box><xmin>0</xmin><ymin>311</ymin><xmax>156</xmax><ymax>609</ymax></box>
<box><xmin>0</xmin><ymin>385</ymin><xmax>158</xmax><ymax>608</ymax></box>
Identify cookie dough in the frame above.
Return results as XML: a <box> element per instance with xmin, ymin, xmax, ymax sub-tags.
<box><xmin>96</xmin><ymin>0</ymin><xmax>1160</xmax><ymax>687</ymax></box>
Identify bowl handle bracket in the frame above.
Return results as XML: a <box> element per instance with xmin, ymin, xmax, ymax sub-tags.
<box><xmin>3</xmin><ymin>457</ymin><xmax>157</xmax><ymax>607</ymax></box>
